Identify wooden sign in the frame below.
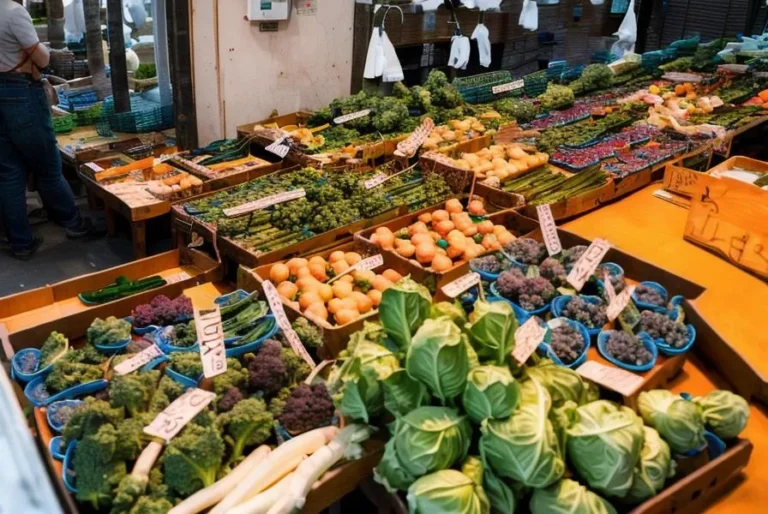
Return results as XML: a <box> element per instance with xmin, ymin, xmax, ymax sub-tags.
<box><xmin>194</xmin><ymin>306</ymin><xmax>227</xmax><ymax>378</ymax></box>
<box><xmin>263</xmin><ymin>280</ymin><xmax>316</xmax><ymax>367</ymax></box>
<box><xmin>492</xmin><ymin>80</ymin><xmax>524</xmax><ymax>95</ymax></box>
<box><xmin>684</xmin><ymin>177</ymin><xmax>768</xmax><ymax>280</ymax></box>
<box><xmin>114</xmin><ymin>345</ymin><xmax>164</xmax><ymax>375</ymax></box>
<box><xmin>223</xmin><ymin>189</ymin><xmax>306</xmax><ymax>217</ymax></box>
<box><xmin>513</xmin><ymin>317</ymin><xmax>547</xmax><ymax>364</ymax></box>
<box><xmin>663</xmin><ymin>164</ymin><xmax>716</xmax><ymax>198</ymax></box>
<box><xmin>536</xmin><ymin>204</ymin><xmax>562</xmax><ymax>256</ymax></box>
<box><xmin>576</xmin><ymin>361</ymin><xmax>645</xmax><ymax>397</ymax></box>
<box><xmin>144</xmin><ymin>388</ymin><xmax>216</xmax><ymax>441</ymax></box>
<box><xmin>441</xmin><ymin>272</ymin><xmax>480</xmax><ymax>298</ymax></box>
<box><xmin>566</xmin><ymin>239</ymin><xmax>612</xmax><ymax>291</ymax></box>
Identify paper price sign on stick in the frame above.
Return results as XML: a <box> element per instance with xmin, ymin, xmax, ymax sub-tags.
<box><xmin>603</xmin><ymin>269</ymin><xmax>617</xmax><ymax>303</ymax></box>
<box><xmin>194</xmin><ymin>306</ymin><xmax>227</xmax><ymax>379</ymax></box>
<box><xmin>263</xmin><ymin>280</ymin><xmax>316</xmax><ymax>367</ymax></box>
<box><xmin>566</xmin><ymin>238</ymin><xmax>612</xmax><ymax>291</ymax></box>
<box><xmin>265</xmin><ymin>137</ymin><xmax>291</xmax><ymax>158</ymax></box>
<box><xmin>513</xmin><ymin>317</ymin><xmax>547</xmax><ymax>364</ymax></box>
<box><xmin>441</xmin><ymin>272</ymin><xmax>480</xmax><ymax>298</ymax></box>
<box><xmin>114</xmin><ymin>345</ymin><xmax>164</xmax><ymax>376</ymax></box>
<box><xmin>328</xmin><ymin>254</ymin><xmax>384</xmax><ymax>283</ymax></box>
<box><xmin>334</xmin><ymin>109</ymin><xmax>371</xmax><ymax>125</ymax></box>
<box><xmin>576</xmin><ymin>361</ymin><xmax>645</xmax><ymax>397</ymax></box>
<box><xmin>606</xmin><ymin>285</ymin><xmax>636</xmax><ymax>322</ymax></box>
<box><xmin>144</xmin><ymin>388</ymin><xmax>216</xmax><ymax>441</ymax></box>
<box><xmin>364</xmin><ymin>173</ymin><xmax>388</xmax><ymax>189</ymax></box>
<box><xmin>492</xmin><ymin>80</ymin><xmax>524</xmax><ymax>95</ymax></box>
<box><xmin>395</xmin><ymin>117</ymin><xmax>435</xmax><ymax>158</ymax></box>
<box><xmin>536</xmin><ymin>204</ymin><xmax>562</xmax><ymax>256</ymax></box>
<box><xmin>223</xmin><ymin>189</ymin><xmax>306</xmax><ymax>217</ymax></box>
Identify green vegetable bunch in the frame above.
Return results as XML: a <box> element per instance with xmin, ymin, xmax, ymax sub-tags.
<box><xmin>494</xmin><ymin>98</ymin><xmax>538</xmax><ymax>123</ymax></box>
<box><xmin>569</xmin><ymin>64</ymin><xmax>614</xmax><ymax>95</ymax></box>
<box><xmin>87</xmin><ymin>316</ymin><xmax>131</xmax><ymax>347</ymax></box>
<box><xmin>538</xmin><ymin>84</ymin><xmax>575</xmax><ymax>111</ymax></box>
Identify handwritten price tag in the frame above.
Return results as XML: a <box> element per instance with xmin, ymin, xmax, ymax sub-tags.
<box><xmin>606</xmin><ymin>285</ymin><xmax>636</xmax><ymax>322</ymax></box>
<box><xmin>85</xmin><ymin>162</ymin><xmax>104</xmax><ymax>172</ymax></box>
<box><xmin>223</xmin><ymin>189</ymin><xmax>306</xmax><ymax>217</ymax></box>
<box><xmin>492</xmin><ymin>80</ymin><xmax>524</xmax><ymax>95</ymax></box>
<box><xmin>441</xmin><ymin>272</ymin><xmax>480</xmax><ymax>298</ymax></box>
<box><xmin>334</xmin><ymin>109</ymin><xmax>371</xmax><ymax>125</ymax></box>
<box><xmin>144</xmin><ymin>388</ymin><xmax>216</xmax><ymax>442</ymax></box>
<box><xmin>603</xmin><ymin>270</ymin><xmax>617</xmax><ymax>303</ymax></box>
<box><xmin>265</xmin><ymin>137</ymin><xmax>290</xmax><ymax>158</ymax></box>
<box><xmin>576</xmin><ymin>361</ymin><xmax>645</xmax><ymax>397</ymax></box>
<box><xmin>354</xmin><ymin>254</ymin><xmax>384</xmax><ymax>271</ymax></box>
<box><xmin>566</xmin><ymin>239</ymin><xmax>612</xmax><ymax>291</ymax></box>
<box><xmin>395</xmin><ymin>117</ymin><xmax>435</xmax><ymax>158</ymax></box>
<box><xmin>513</xmin><ymin>317</ymin><xmax>547</xmax><ymax>364</ymax></box>
<box><xmin>165</xmin><ymin>271</ymin><xmax>191</xmax><ymax>285</ymax></box>
<box><xmin>536</xmin><ymin>204</ymin><xmax>562</xmax><ymax>256</ymax></box>
<box><xmin>114</xmin><ymin>345</ymin><xmax>164</xmax><ymax>376</ymax></box>
<box><xmin>263</xmin><ymin>280</ymin><xmax>316</xmax><ymax>367</ymax></box>
<box><xmin>194</xmin><ymin>306</ymin><xmax>227</xmax><ymax>379</ymax></box>
<box><xmin>364</xmin><ymin>173</ymin><xmax>388</xmax><ymax>189</ymax></box>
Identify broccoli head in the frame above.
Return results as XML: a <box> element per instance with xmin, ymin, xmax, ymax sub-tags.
<box><xmin>292</xmin><ymin>317</ymin><xmax>324</xmax><ymax>349</ymax></box>
<box><xmin>64</xmin><ymin>344</ymin><xmax>107</xmax><ymax>365</ymax></box>
<box><xmin>247</xmin><ymin>340</ymin><xmax>287</xmax><ymax>397</ymax></box>
<box><xmin>213</xmin><ymin>358</ymin><xmax>249</xmax><ymax>396</ymax></box>
<box><xmin>424</xmin><ymin>69</ymin><xmax>463</xmax><ymax>108</ymax></box>
<box><xmin>164</xmin><ymin>423</ymin><xmax>225</xmax><ymax>497</ymax></box>
<box><xmin>87</xmin><ymin>316</ymin><xmax>131</xmax><ymax>347</ymax></box>
<box><xmin>307</xmin><ymin>106</ymin><xmax>333</xmax><ymax>128</ymax></box>
<box><xmin>110</xmin><ymin>370</ymin><xmax>161</xmax><ymax>417</ymax></box>
<box><xmin>45</xmin><ymin>360</ymin><xmax>104</xmax><ymax>394</ymax></box>
<box><xmin>217</xmin><ymin>398</ymin><xmax>274</xmax><ymax>465</ymax></box>
<box><xmin>268</xmin><ymin>386</ymin><xmax>293</xmax><ymax>418</ymax></box>
<box><xmin>372</xmin><ymin>98</ymin><xmax>409</xmax><ymax>133</ymax></box>
<box><xmin>279</xmin><ymin>383</ymin><xmax>335</xmax><ymax>435</ymax></box>
<box><xmin>149</xmin><ymin>376</ymin><xmax>185</xmax><ymax>415</ymax></box>
<box><xmin>168</xmin><ymin>353</ymin><xmax>203</xmax><ymax>380</ymax></box>
<box><xmin>112</xmin><ymin>475</ymin><xmax>146</xmax><ymax>514</ymax></box>
<box><xmin>217</xmin><ymin>387</ymin><xmax>245</xmax><ymax>412</ymax></box>
<box><xmin>64</xmin><ymin>397</ymin><xmax>125</xmax><ymax>444</ymax></box>
<box><xmin>392</xmin><ymin>81</ymin><xmax>410</xmax><ymax>99</ymax></box>
<box><xmin>132</xmin><ymin>304</ymin><xmax>156</xmax><ymax>329</ymax></box>
<box><xmin>114</xmin><ymin>415</ymin><xmax>152</xmax><ymax>461</ymax></box>
<box><xmin>39</xmin><ymin>331</ymin><xmax>68</xmax><ymax>368</ymax></box>
<box><xmin>73</xmin><ymin>423</ymin><xmax>127</xmax><ymax>511</ymax></box>
<box><xmin>127</xmin><ymin>496</ymin><xmax>173</xmax><ymax>514</ymax></box>
<box><xmin>281</xmin><ymin>346</ymin><xmax>311</xmax><ymax>384</ymax></box>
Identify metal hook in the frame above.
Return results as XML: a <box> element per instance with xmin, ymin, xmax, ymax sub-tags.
<box><xmin>376</xmin><ymin>5</ymin><xmax>404</xmax><ymax>36</ymax></box>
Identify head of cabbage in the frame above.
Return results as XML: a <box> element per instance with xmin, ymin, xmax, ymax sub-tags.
<box><xmin>527</xmin><ymin>357</ymin><xmax>595</xmax><ymax>407</ymax></box>
<box><xmin>462</xmin><ymin>365</ymin><xmax>521</xmax><ymax>424</ymax></box>
<box><xmin>379</xmin><ymin>277</ymin><xmax>432</xmax><ymax>351</ymax></box>
<box><xmin>430</xmin><ymin>300</ymin><xmax>468</xmax><ymax>327</ymax></box>
<box><xmin>530</xmin><ymin>478</ymin><xmax>617</xmax><ymax>514</ymax></box>
<box><xmin>406</xmin><ymin>317</ymin><xmax>469</xmax><ymax>402</ymax></box>
<box><xmin>374</xmin><ymin>437</ymin><xmax>418</xmax><ymax>493</ymax></box>
<box><xmin>638</xmin><ymin>390</ymin><xmax>705</xmax><ymax>454</ymax></box>
<box><xmin>625</xmin><ymin>426</ymin><xmax>675</xmax><ymax>504</ymax></box>
<box><xmin>693</xmin><ymin>390</ymin><xmax>750</xmax><ymax>440</ymax></box>
<box><xmin>407</xmin><ymin>466</ymin><xmax>491</xmax><ymax>514</ymax></box>
<box><xmin>467</xmin><ymin>299</ymin><xmax>518</xmax><ymax>366</ymax></box>
<box><xmin>566</xmin><ymin>400</ymin><xmax>645</xmax><ymax>498</ymax></box>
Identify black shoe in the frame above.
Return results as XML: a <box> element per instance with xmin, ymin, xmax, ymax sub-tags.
<box><xmin>66</xmin><ymin>217</ymin><xmax>106</xmax><ymax>240</ymax></box>
<box><xmin>11</xmin><ymin>235</ymin><xmax>44</xmax><ymax>260</ymax></box>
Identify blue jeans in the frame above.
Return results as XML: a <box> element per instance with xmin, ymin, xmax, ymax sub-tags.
<box><xmin>0</xmin><ymin>75</ymin><xmax>81</xmax><ymax>251</ymax></box>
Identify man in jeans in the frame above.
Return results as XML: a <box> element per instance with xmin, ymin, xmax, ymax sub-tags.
<box><xmin>0</xmin><ymin>0</ymin><xmax>102</xmax><ymax>259</ymax></box>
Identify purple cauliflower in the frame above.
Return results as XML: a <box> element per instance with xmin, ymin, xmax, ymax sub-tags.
<box><xmin>132</xmin><ymin>304</ymin><xmax>156</xmax><ymax>328</ymax></box>
<box><xmin>279</xmin><ymin>383</ymin><xmax>335</xmax><ymax>435</ymax></box>
<box><xmin>471</xmin><ymin>254</ymin><xmax>505</xmax><ymax>274</ymax></box>
<box><xmin>247</xmin><ymin>340</ymin><xmax>288</xmax><ymax>397</ymax></box>
<box><xmin>550</xmin><ymin>323</ymin><xmax>584</xmax><ymax>364</ymax></box>
<box><xmin>217</xmin><ymin>387</ymin><xmax>245</xmax><ymax>412</ymax></box>
<box><xmin>638</xmin><ymin>310</ymin><xmax>689</xmax><ymax>348</ymax></box>
<box><xmin>152</xmin><ymin>296</ymin><xmax>180</xmax><ymax>326</ymax></box>
<box><xmin>502</xmin><ymin>238</ymin><xmax>547</xmax><ymax>265</ymax></box>
<box><xmin>562</xmin><ymin>245</ymin><xmax>588</xmax><ymax>271</ymax></box>
<box><xmin>539</xmin><ymin>257</ymin><xmax>567</xmax><ymax>286</ymax></box>
<box><xmin>173</xmin><ymin>295</ymin><xmax>194</xmax><ymax>320</ymax></box>
<box><xmin>150</xmin><ymin>295</ymin><xmax>172</xmax><ymax>309</ymax></box>
<box><xmin>605</xmin><ymin>331</ymin><xmax>652</xmax><ymax>366</ymax></box>
<box><xmin>496</xmin><ymin>268</ymin><xmax>556</xmax><ymax>311</ymax></box>
<box><xmin>635</xmin><ymin>285</ymin><xmax>666</xmax><ymax>307</ymax></box>
<box><xmin>562</xmin><ymin>296</ymin><xmax>608</xmax><ymax>329</ymax></box>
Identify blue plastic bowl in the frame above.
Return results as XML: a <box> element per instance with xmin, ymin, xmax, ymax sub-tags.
<box><xmin>62</xmin><ymin>441</ymin><xmax>78</xmax><ymax>493</ymax></box>
<box><xmin>216</xmin><ymin>289</ymin><xmax>250</xmax><ymax>306</ymax></box>
<box><xmin>49</xmin><ymin>436</ymin><xmax>66</xmax><ymax>461</ymax></box>
<box><xmin>165</xmin><ymin>368</ymin><xmax>202</xmax><ymax>388</ymax></box>
<box><xmin>632</xmin><ymin>281</ymin><xmax>669</xmax><ymax>314</ymax></box>
<box><xmin>469</xmin><ymin>264</ymin><xmax>500</xmax><ymax>282</ymax></box>
<box><xmin>541</xmin><ymin>318</ymin><xmax>591</xmax><ymax>369</ymax></box>
<box><xmin>23</xmin><ymin>377</ymin><xmax>109</xmax><ymax>408</ymax></box>
<box><xmin>550</xmin><ymin>294</ymin><xmax>605</xmax><ymax>337</ymax></box>
<box><xmin>154</xmin><ymin>327</ymin><xmax>200</xmax><ymax>354</ymax></box>
<box><xmin>597</xmin><ymin>262</ymin><xmax>624</xmax><ymax>277</ymax></box>
<box><xmin>94</xmin><ymin>337</ymin><xmax>131</xmax><ymax>355</ymax></box>
<box><xmin>225</xmin><ymin>315</ymin><xmax>279</xmax><ymax>358</ymax></box>
<box><xmin>489</xmin><ymin>283</ymin><xmax>552</xmax><ymax>318</ymax></box>
<box><xmin>597</xmin><ymin>330</ymin><xmax>658</xmax><ymax>372</ymax></box>
<box><xmin>46</xmin><ymin>399</ymin><xmax>84</xmax><ymax>433</ymax></box>
<box><xmin>125</xmin><ymin>316</ymin><xmax>161</xmax><ymax>336</ymax></box>
<box><xmin>666</xmin><ymin>295</ymin><xmax>686</xmax><ymax>321</ymax></box>
<box><xmin>486</xmin><ymin>295</ymin><xmax>530</xmax><ymax>325</ymax></box>
<box><xmin>11</xmin><ymin>348</ymin><xmax>53</xmax><ymax>384</ymax></box>
<box><xmin>646</xmin><ymin>323</ymin><xmax>696</xmax><ymax>357</ymax></box>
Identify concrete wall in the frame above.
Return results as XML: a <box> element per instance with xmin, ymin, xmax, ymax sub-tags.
<box><xmin>192</xmin><ymin>1</ymin><xmax>355</xmax><ymax>145</ymax></box>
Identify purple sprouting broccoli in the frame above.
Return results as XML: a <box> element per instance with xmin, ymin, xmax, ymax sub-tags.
<box><xmin>562</xmin><ymin>245</ymin><xmax>588</xmax><ymax>271</ymax></box>
<box><xmin>635</xmin><ymin>285</ymin><xmax>666</xmax><ymax>307</ymax></box>
<box><xmin>217</xmin><ymin>387</ymin><xmax>245</xmax><ymax>412</ymax></box>
<box><xmin>150</xmin><ymin>295</ymin><xmax>172</xmax><ymax>309</ymax></box>
<box><xmin>471</xmin><ymin>254</ymin><xmax>504</xmax><ymax>274</ymax></box>
<box><xmin>562</xmin><ymin>296</ymin><xmax>608</xmax><ymax>329</ymax></box>
<box><xmin>151</xmin><ymin>295</ymin><xmax>180</xmax><ymax>326</ymax></box>
<box><xmin>539</xmin><ymin>257</ymin><xmax>567</xmax><ymax>287</ymax></box>
<box><xmin>247</xmin><ymin>340</ymin><xmax>287</xmax><ymax>397</ymax></box>
<box><xmin>502</xmin><ymin>238</ymin><xmax>547</xmax><ymax>265</ymax></box>
<box><xmin>279</xmin><ymin>383</ymin><xmax>335</xmax><ymax>435</ymax></box>
<box><xmin>605</xmin><ymin>331</ymin><xmax>653</xmax><ymax>366</ymax></box>
<box><xmin>173</xmin><ymin>295</ymin><xmax>193</xmax><ymax>320</ymax></box>
<box><xmin>131</xmin><ymin>304</ymin><xmax>156</xmax><ymax>329</ymax></box>
<box><xmin>550</xmin><ymin>323</ymin><xmax>584</xmax><ymax>364</ymax></box>
<box><xmin>496</xmin><ymin>268</ymin><xmax>556</xmax><ymax>311</ymax></box>
<box><xmin>638</xmin><ymin>310</ymin><xmax>689</xmax><ymax>348</ymax></box>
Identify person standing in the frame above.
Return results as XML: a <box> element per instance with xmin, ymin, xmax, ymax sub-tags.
<box><xmin>0</xmin><ymin>0</ymin><xmax>102</xmax><ymax>260</ymax></box>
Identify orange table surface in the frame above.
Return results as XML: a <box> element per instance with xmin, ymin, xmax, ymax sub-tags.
<box><xmin>564</xmin><ymin>183</ymin><xmax>768</xmax><ymax>513</ymax></box>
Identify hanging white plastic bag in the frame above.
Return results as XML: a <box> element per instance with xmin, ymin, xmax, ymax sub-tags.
<box><xmin>611</xmin><ymin>0</ymin><xmax>637</xmax><ymax>58</ymax></box>
<box><xmin>449</xmin><ymin>35</ymin><xmax>471</xmax><ymax>70</ymax></box>
<box><xmin>472</xmin><ymin>24</ymin><xmax>491</xmax><ymax>67</ymax></box>
<box><xmin>63</xmin><ymin>0</ymin><xmax>86</xmax><ymax>40</ymax></box>
<box><xmin>462</xmin><ymin>0</ymin><xmax>503</xmax><ymax>8</ymax></box>
<box><xmin>590</xmin><ymin>0</ymin><xmax>606</xmax><ymax>5</ymax></box>
<box><xmin>124</xmin><ymin>0</ymin><xmax>148</xmax><ymax>30</ymax></box>
<box><xmin>414</xmin><ymin>0</ymin><xmax>443</xmax><ymax>11</ymax></box>
<box><xmin>519</xmin><ymin>0</ymin><xmax>539</xmax><ymax>32</ymax></box>
<box><xmin>381</xmin><ymin>30</ymin><xmax>404</xmax><ymax>82</ymax></box>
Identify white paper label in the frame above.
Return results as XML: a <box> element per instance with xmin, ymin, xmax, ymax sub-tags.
<box><xmin>143</xmin><ymin>388</ymin><xmax>216</xmax><ymax>441</ymax></box>
<box><xmin>165</xmin><ymin>271</ymin><xmax>191</xmax><ymax>285</ymax></box>
<box><xmin>513</xmin><ymin>317</ymin><xmax>547</xmax><ymax>364</ymax></box>
<box><xmin>602</xmin><ymin>269</ymin><xmax>616</xmax><ymax>303</ymax></box>
<box><xmin>263</xmin><ymin>280</ymin><xmax>316</xmax><ymax>367</ymax></box>
<box><xmin>153</xmin><ymin>153</ymin><xmax>176</xmax><ymax>167</ymax></box>
<box><xmin>334</xmin><ymin>109</ymin><xmax>371</xmax><ymax>125</ymax></box>
<box><xmin>265</xmin><ymin>137</ymin><xmax>290</xmax><ymax>158</ymax></box>
<box><xmin>194</xmin><ymin>306</ymin><xmax>227</xmax><ymax>379</ymax></box>
<box><xmin>576</xmin><ymin>361</ymin><xmax>645</xmax><ymax>397</ymax></box>
<box><xmin>353</xmin><ymin>254</ymin><xmax>384</xmax><ymax>271</ymax></box>
<box><xmin>566</xmin><ymin>239</ymin><xmax>612</xmax><ymax>291</ymax></box>
<box><xmin>114</xmin><ymin>345</ymin><xmax>164</xmax><ymax>376</ymax></box>
<box><xmin>492</xmin><ymin>80</ymin><xmax>525</xmax><ymax>95</ymax></box>
<box><xmin>395</xmin><ymin>117</ymin><xmax>435</xmax><ymax>158</ymax></box>
<box><xmin>85</xmin><ymin>162</ymin><xmax>104</xmax><ymax>172</ymax></box>
<box><xmin>536</xmin><ymin>204</ymin><xmax>562</xmax><ymax>256</ymax></box>
<box><xmin>223</xmin><ymin>189</ymin><xmax>306</xmax><ymax>217</ymax></box>
<box><xmin>441</xmin><ymin>272</ymin><xmax>481</xmax><ymax>298</ymax></box>
<box><xmin>364</xmin><ymin>173</ymin><xmax>388</xmax><ymax>189</ymax></box>
<box><xmin>606</xmin><ymin>285</ymin><xmax>636</xmax><ymax>322</ymax></box>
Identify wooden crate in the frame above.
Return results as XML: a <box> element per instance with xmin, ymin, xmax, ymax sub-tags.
<box><xmin>236</xmin><ymin>111</ymin><xmax>314</xmax><ymax>139</ymax></box>
<box><xmin>168</xmin><ymin>154</ymin><xmax>283</xmax><ymax>192</ymax></box>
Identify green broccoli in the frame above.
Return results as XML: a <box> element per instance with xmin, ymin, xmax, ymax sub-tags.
<box><xmin>63</xmin><ymin>344</ymin><xmax>107</xmax><ymax>365</ymax></box>
<box><xmin>149</xmin><ymin>376</ymin><xmax>184</xmax><ymax>415</ymax></box>
<box><xmin>87</xmin><ymin>316</ymin><xmax>131</xmax><ymax>347</ymax></box>
<box><xmin>127</xmin><ymin>496</ymin><xmax>173</xmax><ymax>514</ymax></box>
<box><xmin>73</xmin><ymin>423</ymin><xmax>127</xmax><ymax>510</ymax></box>
<box><xmin>112</xmin><ymin>475</ymin><xmax>146</xmax><ymax>514</ymax></box>
<box><xmin>281</xmin><ymin>346</ymin><xmax>311</xmax><ymax>384</ymax></box>
<box><xmin>307</xmin><ymin>106</ymin><xmax>332</xmax><ymax>127</ymax></box>
<box><xmin>39</xmin><ymin>331</ymin><xmax>68</xmax><ymax>367</ymax></box>
<box><xmin>406</xmin><ymin>85</ymin><xmax>432</xmax><ymax>112</ymax></box>
<box><xmin>111</xmin><ymin>440</ymin><xmax>168</xmax><ymax>514</ymax></box>
<box><xmin>164</xmin><ymin>423</ymin><xmax>226</xmax><ymax>496</ymax></box>
<box><xmin>212</xmin><ymin>358</ymin><xmax>249</xmax><ymax>396</ymax></box>
<box><xmin>110</xmin><ymin>371</ymin><xmax>161</xmax><ymax>417</ymax></box>
<box><xmin>392</xmin><ymin>81</ymin><xmax>410</xmax><ymax>99</ymax></box>
<box><xmin>268</xmin><ymin>386</ymin><xmax>293</xmax><ymax>418</ymax></box>
<box><xmin>172</xmin><ymin>321</ymin><xmax>197</xmax><ymax>348</ymax></box>
<box><xmin>63</xmin><ymin>397</ymin><xmax>124</xmax><ymax>444</ymax></box>
<box><xmin>291</xmin><ymin>317</ymin><xmax>323</xmax><ymax>349</ymax></box>
<box><xmin>217</xmin><ymin>398</ymin><xmax>273</xmax><ymax>466</ymax></box>
<box><xmin>424</xmin><ymin>69</ymin><xmax>463</xmax><ymax>108</ymax></box>
<box><xmin>372</xmin><ymin>97</ymin><xmax>410</xmax><ymax>133</ymax></box>
<box><xmin>45</xmin><ymin>360</ymin><xmax>104</xmax><ymax>393</ymax></box>
<box><xmin>168</xmin><ymin>353</ymin><xmax>204</xmax><ymax>379</ymax></box>
<box><xmin>114</xmin><ymin>415</ymin><xmax>153</xmax><ymax>461</ymax></box>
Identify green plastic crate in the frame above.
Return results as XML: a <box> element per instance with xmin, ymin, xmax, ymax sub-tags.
<box><xmin>453</xmin><ymin>71</ymin><xmax>519</xmax><ymax>104</ymax></box>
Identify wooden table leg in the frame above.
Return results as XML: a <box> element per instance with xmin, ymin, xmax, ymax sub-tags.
<box><xmin>104</xmin><ymin>206</ymin><xmax>117</xmax><ymax>236</ymax></box>
<box><xmin>132</xmin><ymin>221</ymin><xmax>147</xmax><ymax>259</ymax></box>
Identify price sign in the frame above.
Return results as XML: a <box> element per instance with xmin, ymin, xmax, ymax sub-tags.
<box><xmin>576</xmin><ymin>361</ymin><xmax>645</xmax><ymax>397</ymax></box>
<box><xmin>194</xmin><ymin>306</ymin><xmax>227</xmax><ymax>379</ymax></box>
<box><xmin>265</xmin><ymin>137</ymin><xmax>290</xmax><ymax>158</ymax></box>
<box><xmin>536</xmin><ymin>204</ymin><xmax>562</xmax><ymax>256</ymax></box>
<box><xmin>114</xmin><ymin>345</ymin><xmax>164</xmax><ymax>376</ymax></box>
<box><xmin>354</xmin><ymin>254</ymin><xmax>384</xmax><ymax>271</ymax></box>
<box><xmin>153</xmin><ymin>153</ymin><xmax>176</xmax><ymax>167</ymax></box>
<box><xmin>513</xmin><ymin>317</ymin><xmax>547</xmax><ymax>364</ymax></box>
<box><xmin>441</xmin><ymin>272</ymin><xmax>480</xmax><ymax>298</ymax></box>
<box><xmin>165</xmin><ymin>271</ymin><xmax>191</xmax><ymax>285</ymax></box>
<box><xmin>333</xmin><ymin>109</ymin><xmax>371</xmax><ymax>125</ymax></box>
<box><xmin>144</xmin><ymin>388</ymin><xmax>216</xmax><ymax>442</ymax></box>
<box><xmin>85</xmin><ymin>162</ymin><xmax>104</xmax><ymax>172</ymax></box>
<box><xmin>492</xmin><ymin>79</ymin><xmax>525</xmax><ymax>95</ymax></box>
<box><xmin>395</xmin><ymin>117</ymin><xmax>435</xmax><ymax>158</ymax></box>
<box><xmin>263</xmin><ymin>280</ymin><xmax>316</xmax><ymax>367</ymax></box>
<box><xmin>566</xmin><ymin>238</ymin><xmax>612</xmax><ymax>291</ymax></box>
<box><xmin>223</xmin><ymin>189</ymin><xmax>306</xmax><ymax>217</ymax></box>
<box><xmin>364</xmin><ymin>173</ymin><xmax>388</xmax><ymax>189</ymax></box>
<box><xmin>603</xmin><ymin>269</ymin><xmax>617</xmax><ymax>303</ymax></box>
<box><xmin>606</xmin><ymin>285</ymin><xmax>636</xmax><ymax>322</ymax></box>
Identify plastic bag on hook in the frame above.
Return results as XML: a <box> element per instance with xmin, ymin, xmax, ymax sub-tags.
<box><xmin>519</xmin><ymin>0</ymin><xmax>539</xmax><ymax>32</ymax></box>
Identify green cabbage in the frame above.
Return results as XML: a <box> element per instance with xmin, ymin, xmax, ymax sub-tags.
<box><xmin>626</xmin><ymin>427</ymin><xmax>675</xmax><ymax>504</ymax></box>
<box><xmin>406</xmin><ymin>317</ymin><xmax>469</xmax><ymax>402</ymax></box>
<box><xmin>382</xmin><ymin>369</ymin><xmax>431</xmax><ymax>417</ymax></box>
<box><xmin>566</xmin><ymin>400</ymin><xmax>644</xmax><ymax>498</ymax></box>
<box><xmin>527</xmin><ymin>358</ymin><xmax>592</xmax><ymax>406</ymax></box>
<box><xmin>374</xmin><ymin>437</ymin><xmax>417</xmax><ymax>493</ymax></box>
<box><xmin>462</xmin><ymin>365</ymin><xmax>521</xmax><ymax>424</ymax></box>
<box><xmin>379</xmin><ymin>277</ymin><xmax>432</xmax><ymax>350</ymax></box>
<box><xmin>530</xmin><ymin>479</ymin><xmax>617</xmax><ymax>514</ymax></box>
<box><xmin>479</xmin><ymin>378</ymin><xmax>565</xmax><ymax>488</ymax></box>
<box><xmin>394</xmin><ymin>406</ymin><xmax>472</xmax><ymax>477</ymax></box>
<box><xmin>430</xmin><ymin>300</ymin><xmax>468</xmax><ymax>327</ymax></box>
<box><xmin>467</xmin><ymin>299</ymin><xmax>518</xmax><ymax>366</ymax></box>
<box><xmin>693</xmin><ymin>390</ymin><xmax>750</xmax><ymax>439</ymax></box>
<box><xmin>480</xmin><ymin>448</ymin><xmax>517</xmax><ymax>514</ymax></box>
<box><xmin>638</xmin><ymin>390</ymin><xmax>705</xmax><ymax>454</ymax></box>
<box><xmin>407</xmin><ymin>469</ymin><xmax>490</xmax><ymax>514</ymax></box>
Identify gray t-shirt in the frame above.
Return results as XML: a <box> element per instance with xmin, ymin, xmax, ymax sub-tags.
<box><xmin>0</xmin><ymin>0</ymin><xmax>39</xmax><ymax>72</ymax></box>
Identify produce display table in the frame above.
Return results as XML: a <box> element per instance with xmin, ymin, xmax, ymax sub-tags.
<box><xmin>715</xmin><ymin>116</ymin><xmax>768</xmax><ymax>158</ymax></box>
<box><xmin>57</xmin><ymin>126</ymin><xmax>175</xmax><ymax>169</ymax></box>
<box><xmin>564</xmin><ymin>183</ymin><xmax>768</xmax><ymax>513</ymax></box>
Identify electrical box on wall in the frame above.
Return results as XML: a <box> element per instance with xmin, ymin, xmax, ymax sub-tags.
<box><xmin>247</xmin><ymin>0</ymin><xmax>291</xmax><ymax>21</ymax></box>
